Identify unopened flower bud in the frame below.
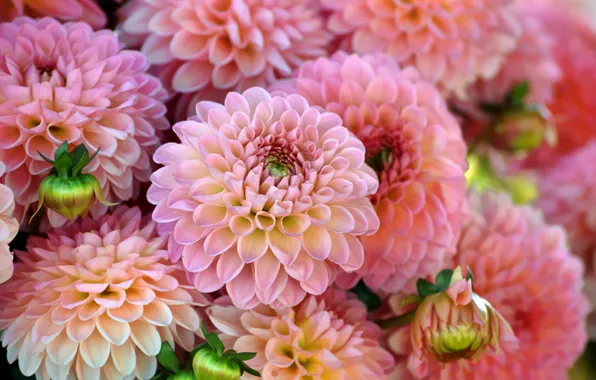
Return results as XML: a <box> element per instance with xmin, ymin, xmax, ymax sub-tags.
<box><xmin>31</xmin><ymin>142</ymin><xmax>116</xmax><ymax>221</ymax></box>
<box><xmin>411</xmin><ymin>267</ymin><xmax>518</xmax><ymax>363</ymax></box>
<box><xmin>493</xmin><ymin>106</ymin><xmax>553</xmax><ymax>153</ymax></box>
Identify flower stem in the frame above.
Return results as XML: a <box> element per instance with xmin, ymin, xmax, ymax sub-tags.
<box><xmin>377</xmin><ymin>309</ymin><xmax>417</xmax><ymax>329</ymax></box>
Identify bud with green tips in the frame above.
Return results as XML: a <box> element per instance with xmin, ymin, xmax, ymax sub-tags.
<box><xmin>31</xmin><ymin>141</ymin><xmax>116</xmax><ymax>221</ymax></box>
<box><xmin>192</xmin><ymin>323</ymin><xmax>260</xmax><ymax>380</ymax></box>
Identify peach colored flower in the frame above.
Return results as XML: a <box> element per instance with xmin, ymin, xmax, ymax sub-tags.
<box><xmin>0</xmin><ymin>0</ymin><xmax>106</xmax><ymax>29</ymax></box>
<box><xmin>272</xmin><ymin>53</ymin><xmax>467</xmax><ymax>294</ymax></box>
<box><xmin>0</xmin><ymin>163</ymin><xmax>18</xmax><ymax>284</ymax></box>
<box><xmin>322</xmin><ymin>0</ymin><xmax>521</xmax><ymax>97</ymax></box>
<box><xmin>537</xmin><ymin>141</ymin><xmax>596</xmax><ymax>338</ymax></box>
<box><xmin>0</xmin><ymin>17</ymin><xmax>169</xmax><ymax>227</ymax></box>
<box><xmin>0</xmin><ymin>206</ymin><xmax>211</xmax><ymax>379</ymax></box>
<box><xmin>206</xmin><ymin>289</ymin><xmax>395</xmax><ymax>379</ymax></box>
<box><xmin>385</xmin><ymin>191</ymin><xmax>589</xmax><ymax>379</ymax></box>
<box><xmin>148</xmin><ymin>87</ymin><xmax>379</xmax><ymax>309</ymax></box>
<box><xmin>117</xmin><ymin>0</ymin><xmax>332</xmax><ymax>96</ymax></box>
<box><xmin>409</xmin><ymin>267</ymin><xmax>517</xmax><ymax>370</ymax></box>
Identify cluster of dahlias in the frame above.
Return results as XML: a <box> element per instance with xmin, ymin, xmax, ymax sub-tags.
<box><xmin>0</xmin><ymin>0</ymin><xmax>594</xmax><ymax>379</ymax></box>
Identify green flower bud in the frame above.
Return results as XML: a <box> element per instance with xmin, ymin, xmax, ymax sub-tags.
<box><xmin>167</xmin><ymin>370</ymin><xmax>195</xmax><ymax>380</ymax></box>
<box><xmin>193</xmin><ymin>349</ymin><xmax>241</xmax><ymax>380</ymax></box>
<box><xmin>493</xmin><ymin>106</ymin><xmax>554</xmax><ymax>154</ymax></box>
<box><xmin>31</xmin><ymin>141</ymin><xmax>116</xmax><ymax>222</ymax></box>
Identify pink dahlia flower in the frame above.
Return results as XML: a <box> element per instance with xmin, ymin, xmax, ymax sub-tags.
<box><xmin>149</xmin><ymin>87</ymin><xmax>379</xmax><ymax>309</ymax></box>
<box><xmin>322</xmin><ymin>0</ymin><xmax>521</xmax><ymax>97</ymax></box>
<box><xmin>272</xmin><ymin>53</ymin><xmax>468</xmax><ymax>294</ymax></box>
<box><xmin>206</xmin><ymin>289</ymin><xmax>395</xmax><ymax>379</ymax></box>
<box><xmin>0</xmin><ymin>17</ymin><xmax>169</xmax><ymax>227</ymax></box>
<box><xmin>386</xmin><ymin>191</ymin><xmax>589</xmax><ymax>379</ymax></box>
<box><xmin>0</xmin><ymin>206</ymin><xmax>211</xmax><ymax>379</ymax></box>
<box><xmin>537</xmin><ymin>141</ymin><xmax>596</xmax><ymax>338</ymax></box>
<box><xmin>521</xmin><ymin>4</ymin><xmax>596</xmax><ymax>168</ymax></box>
<box><xmin>0</xmin><ymin>163</ymin><xmax>18</xmax><ymax>284</ymax></box>
<box><xmin>0</xmin><ymin>0</ymin><xmax>106</xmax><ymax>29</ymax></box>
<box><xmin>117</xmin><ymin>0</ymin><xmax>332</xmax><ymax>97</ymax></box>
<box><xmin>466</xmin><ymin>2</ymin><xmax>561</xmax><ymax>105</ymax></box>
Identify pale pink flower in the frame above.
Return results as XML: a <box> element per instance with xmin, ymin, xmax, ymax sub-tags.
<box><xmin>206</xmin><ymin>289</ymin><xmax>395</xmax><ymax>379</ymax></box>
<box><xmin>466</xmin><ymin>1</ymin><xmax>562</xmax><ymax>105</ymax></box>
<box><xmin>0</xmin><ymin>17</ymin><xmax>169</xmax><ymax>227</ymax></box>
<box><xmin>273</xmin><ymin>53</ymin><xmax>468</xmax><ymax>294</ymax></box>
<box><xmin>537</xmin><ymin>141</ymin><xmax>596</xmax><ymax>338</ymax></box>
<box><xmin>0</xmin><ymin>0</ymin><xmax>106</xmax><ymax>29</ymax></box>
<box><xmin>148</xmin><ymin>87</ymin><xmax>379</xmax><ymax>309</ymax></box>
<box><xmin>0</xmin><ymin>163</ymin><xmax>18</xmax><ymax>284</ymax></box>
<box><xmin>0</xmin><ymin>206</ymin><xmax>211</xmax><ymax>379</ymax></box>
<box><xmin>322</xmin><ymin>0</ymin><xmax>521</xmax><ymax>98</ymax></box>
<box><xmin>386</xmin><ymin>191</ymin><xmax>589</xmax><ymax>379</ymax></box>
<box><xmin>117</xmin><ymin>0</ymin><xmax>332</xmax><ymax>97</ymax></box>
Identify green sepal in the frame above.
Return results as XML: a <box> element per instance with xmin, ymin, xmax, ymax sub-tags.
<box><xmin>225</xmin><ymin>352</ymin><xmax>257</xmax><ymax>362</ymax></box>
<box><xmin>237</xmin><ymin>361</ymin><xmax>261</xmax><ymax>377</ymax></box>
<box><xmin>507</xmin><ymin>81</ymin><xmax>529</xmax><ymax>106</ymax></box>
<box><xmin>157</xmin><ymin>342</ymin><xmax>180</xmax><ymax>374</ymax></box>
<box><xmin>435</xmin><ymin>269</ymin><xmax>454</xmax><ymax>291</ymax></box>
<box><xmin>201</xmin><ymin>322</ymin><xmax>225</xmax><ymax>356</ymax></box>
<box><xmin>70</xmin><ymin>144</ymin><xmax>88</xmax><ymax>176</ymax></box>
<box><xmin>54</xmin><ymin>141</ymin><xmax>69</xmax><ymax>160</ymax></box>
<box><xmin>190</xmin><ymin>341</ymin><xmax>211</xmax><ymax>358</ymax></box>
<box><xmin>37</xmin><ymin>151</ymin><xmax>55</xmax><ymax>165</ymax></box>
<box><xmin>416</xmin><ymin>278</ymin><xmax>440</xmax><ymax>297</ymax></box>
<box><xmin>466</xmin><ymin>266</ymin><xmax>475</xmax><ymax>286</ymax></box>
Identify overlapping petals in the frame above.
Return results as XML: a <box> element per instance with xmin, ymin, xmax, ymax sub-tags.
<box><xmin>0</xmin><ymin>206</ymin><xmax>211</xmax><ymax>379</ymax></box>
<box><xmin>118</xmin><ymin>0</ymin><xmax>332</xmax><ymax>98</ymax></box>
<box><xmin>149</xmin><ymin>87</ymin><xmax>379</xmax><ymax>309</ymax></box>
<box><xmin>0</xmin><ymin>17</ymin><xmax>169</xmax><ymax>227</ymax></box>
<box><xmin>322</xmin><ymin>0</ymin><xmax>521</xmax><ymax>97</ymax></box>
<box><xmin>0</xmin><ymin>163</ymin><xmax>18</xmax><ymax>284</ymax></box>
<box><xmin>386</xmin><ymin>192</ymin><xmax>589</xmax><ymax>379</ymax></box>
<box><xmin>273</xmin><ymin>53</ymin><xmax>467</xmax><ymax>294</ymax></box>
<box><xmin>0</xmin><ymin>0</ymin><xmax>106</xmax><ymax>29</ymax></box>
<box><xmin>206</xmin><ymin>289</ymin><xmax>395</xmax><ymax>379</ymax></box>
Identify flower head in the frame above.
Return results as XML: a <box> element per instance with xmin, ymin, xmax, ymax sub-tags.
<box><xmin>0</xmin><ymin>163</ymin><xmax>18</xmax><ymax>284</ymax></box>
<box><xmin>0</xmin><ymin>17</ymin><xmax>169</xmax><ymax>227</ymax></box>
<box><xmin>273</xmin><ymin>53</ymin><xmax>467</xmax><ymax>294</ymax></box>
<box><xmin>0</xmin><ymin>0</ymin><xmax>106</xmax><ymax>29</ymax></box>
<box><xmin>322</xmin><ymin>0</ymin><xmax>521</xmax><ymax>97</ymax></box>
<box><xmin>386</xmin><ymin>191</ymin><xmax>589</xmax><ymax>379</ymax></box>
<box><xmin>206</xmin><ymin>289</ymin><xmax>395</xmax><ymax>379</ymax></box>
<box><xmin>537</xmin><ymin>141</ymin><xmax>596</xmax><ymax>338</ymax></box>
<box><xmin>149</xmin><ymin>87</ymin><xmax>379</xmax><ymax>309</ymax></box>
<box><xmin>409</xmin><ymin>267</ymin><xmax>517</xmax><ymax>365</ymax></box>
<box><xmin>0</xmin><ymin>206</ymin><xmax>211</xmax><ymax>379</ymax></box>
<box><xmin>118</xmin><ymin>0</ymin><xmax>332</xmax><ymax>96</ymax></box>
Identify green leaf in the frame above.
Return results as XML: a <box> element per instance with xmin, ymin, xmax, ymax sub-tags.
<box><xmin>70</xmin><ymin>145</ymin><xmax>89</xmax><ymax>176</ymax></box>
<box><xmin>54</xmin><ymin>141</ymin><xmax>69</xmax><ymax>161</ymax></box>
<box><xmin>226</xmin><ymin>352</ymin><xmax>257</xmax><ymax>362</ymax></box>
<box><xmin>435</xmin><ymin>269</ymin><xmax>454</xmax><ymax>291</ymax></box>
<box><xmin>416</xmin><ymin>278</ymin><xmax>440</xmax><ymax>297</ymax></box>
<box><xmin>506</xmin><ymin>81</ymin><xmax>529</xmax><ymax>107</ymax></box>
<box><xmin>238</xmin><ymin>361</ymin><xmax>261</xmax><ymax>377</ymax></box>
<box><xmin>200</xmin><ymin>322</ymin><xmax>225</xmax><ymax>356</ymax></box>
<box><xmin>349</xmin><ymin>280</ymin><xmax>382</xmax><ymax>311</ymax></box>
<box><xmin>157</xmin><ymin>342</ymin><xmax>180</xmax><ymax>374</ymax></box>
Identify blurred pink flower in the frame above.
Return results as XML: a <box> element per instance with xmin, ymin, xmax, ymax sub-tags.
<box><xmin>149</xmin><ymin>87</ymin><xmax>379</xmax><ymax>309</ymax></box>
<box><xmin>0</xmin><ymin>163</ymin><xmax>18</xmax><ymax>284</ymax></box>
<box><xmin>537</xmin><ymin>141</ymin><xmax>596</xmax><ymax>338</ymax></box>
<box><xmin>0</xmin><ymin>206</ymin><xmax>211</xmax><ymax>379</ymax></box>
<box><xmin>0</xmin><ymin>0</ymin><xmax>106</xmax><ymax>29</ymax></box>
<box><xmin>386</xmin><ymin>191</ymin><xmax>589</xmax><ymax>379</ymax></box>
<box><xmin>0</xmin><ymin>17</ymin><xmax>169</xmax><ymax>227</ymax></box>
<box><xmin>521</xmin><ymin>3</ymin><xmax>596</xmax><ymax>168</ymax></box>
<box><xmin>322</xmin><ymin>0</ymin><xmax>521</xmax><ymax>97</ymax></box>
<box><xmin>118</xmin><ymin>0</ymin><xmax>332</xmax><ymax>97</ymax></box>
<box><xmin>273</xmin><ymin>53</ymin><xmax>467</xmax><ymax>294</ymax></box>
<box><xmin>466</xmin><ymin>1</ymin><xmax>562</xmax><ymax>105</ymax></box>
<box><xmin>206</xmin><ymin>289</ymin><xmax>395</xmax><ymax>379</ymax></box>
